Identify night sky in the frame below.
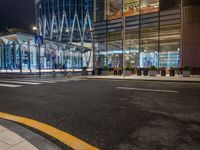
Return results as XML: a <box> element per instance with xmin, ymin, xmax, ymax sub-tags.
<box><xmin>0</xmin><ymin>0</ymin><xmax>35</xmax><ymax>32</ymax></box>
<box><xmin>0</xmin><ymin>0</ymin><xmax>180</xmax><ymax>33</ymax></box>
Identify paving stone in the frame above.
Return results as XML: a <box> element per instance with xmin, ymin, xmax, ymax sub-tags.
<box><xmin>0</xmin><ymin>141</ymin><xmax>11</xmax><ymax>150</ymax></box>
<box><xmin>0</xmin><ymin>126</ymin><xmax>6</xmax><ymax>132</ymax></box>
<box><xmin>0</xmin><ymin>120</ymin><xmax>62</xmax><ymax>150</ymax></box>
<box><xmin>7</xmin><ymin>141</ymin><xmax>38</xmax><ymax>150</ymax></box>
<box><xmin>0</xmin><ymin>129</ymin><xmax>24</xmax><ymax>145</ymax></box>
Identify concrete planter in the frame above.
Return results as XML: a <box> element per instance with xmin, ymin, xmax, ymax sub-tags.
<box><xmin>149</xmin><ymin>70</ymin><xmax>157</xmax><ymax>77</ymax></box>
<box><xmin>170</xmin><ymin>69</ymin><xmax>175</xmax><ymax>76</ymax></box>
<box><xmin>182</xmin><ymin>70</ymin><xmax>191</xmax><ymax>77</ymax></box>
<box><xmin>161</xmin><ymin>69</ymin><xmax>166</xmax><ymax>76</ymax></box>
<box><xmin>125</xmin><ymin>70</ymin><xmax>132</xmax><ymax>76</ymax></box>
<box><xmin>102</xmin><ymin>71</ymin><xmax>109</xmax><ymax>75</ymax></box>
<box><xmin>137</xmin><ymin>69</ymin><xmax>142</xmax><ymax>76</ymax></box>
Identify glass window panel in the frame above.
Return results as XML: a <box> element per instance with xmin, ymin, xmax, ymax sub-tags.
<box><xmin>107</xmin><ymin>0</ymin><xmax>122</xmax><ymax>20</ymax></box>
<box><xmin>140</xmin><ymin>26</ymin><xmax>159</xmax><ymax>68</ymax></box>
<box><xmin>107</xmin><ymin>40</ymin><xmax>123</xmax><ymax>68</ymax></box>
<box><xmin>159</xmin><ymin>24</ymin><xmax>181</xmax><ymax>68</ymax></box>
<box><xmin>160</xmin><ymin>0</ymin><xmax>181</xmax><ymax>11</ymax></box>
<box><xmin>123</xmin><ymin>0</ymin><xmax>139</xmax><ymax>17</ymax></box>
<box><xmin>95</xmin><ymin>0</ymin><xmax>106</xmax><ymax>22</ymax></box>
<box><xmin>140</xmin><ymin>0</ymin><xmax>159</xmax><ymax>14</ymax></box>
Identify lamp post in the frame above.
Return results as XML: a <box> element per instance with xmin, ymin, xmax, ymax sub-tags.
<box><xmin>122</xmin><ymin>2</ymin><xmax>126</xmax><ymax>78</ymax></box>
<box><xmin>32</xmin><ymin>26</ymin><xmax>41</xmax><ymax>76</ymax></box>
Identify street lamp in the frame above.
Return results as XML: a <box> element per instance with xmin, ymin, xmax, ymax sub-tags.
<box><xmin>32</xmin><ymin>26</ymin><xmax>38</xmax><ymax>35</ymax></box>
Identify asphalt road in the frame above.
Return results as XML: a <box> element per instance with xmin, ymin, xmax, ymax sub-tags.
<box><xmin>0</xmin><ymin>78</ymin><xmax>200</xmax><ymax>150</ymax></box>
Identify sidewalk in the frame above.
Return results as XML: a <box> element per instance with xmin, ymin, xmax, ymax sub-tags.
<box><xmin>81</xmin><ymin>75</ymin><xmax>200</xmax><ymax>83</ymax></box>
<box><xmin>0</xmin><ymin>126</ymin><xmax>38</xmax><ymax>150</ymax></box>
<box><xmin>0</xmin><ymin>119</ymin><xmax>62</xmax><ymax>150</ymax></box>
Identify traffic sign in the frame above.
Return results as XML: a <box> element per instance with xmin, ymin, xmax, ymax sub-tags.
<box><xmin>34</xmin><ymin>36</ymin><xmax>43</xmax><ymax>45</ymax></box>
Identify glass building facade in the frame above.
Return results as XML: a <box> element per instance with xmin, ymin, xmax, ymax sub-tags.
<box><xmin>0</xmin><ymin>33</ymin><xmax>84</xmax><ymax>73</ymax></box>
<box><xmin>35</xmin><ymin>0</ymin><xmax>94</xmax><ymax>68</ymax></box>
<box><xmin>35</xmin><ymin>0</ymin><xmax>93</xmax><ymax>43</ymax></box>
<box><xmin>93</xmin><ymin>0</ymin><xmax>181</xmax><ymax>69</ymax></box>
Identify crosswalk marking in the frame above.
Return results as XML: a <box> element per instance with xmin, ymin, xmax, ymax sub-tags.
<box><xmin>0</xmin><ymin>78</ymin><xmax>85</xmax><ymax>88</ymax></box>
<box><xmin>20</xmin><ymin>80</ymin><xmax>56</xmax><ymax>84</ymax></box>
<box><xmin>0</xmin><ymin>83</ymin><xmax>23</xmax><ymax>88</ymax></box>
<box><xmin>0</xmin><ymin>81</ymin><xmax>42</xmax><ymax>85</ymax></box>
<box><xmin>19</xmin><ymin>79</ymin><xmax>70</xmax><ymax>83</ymax></box>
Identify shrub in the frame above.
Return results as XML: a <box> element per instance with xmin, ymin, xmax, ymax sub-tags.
<box><xmin>149</xmin><ymin>65</ymin><xmax>157</xmax><ymax>71</ymax></box>
<box><xmin>183</xmin><ymin>65</ymin><xmax>190</xmax><ymax>71</ymax></box>
<box><xmin>103</xmin><ymin>66</ymin><xmax>109</xmax><ymax>71</ymax></box>
<box><xmin>125</xmin><ymin>65</ymin><xmax>132</xmax><ymax>71</ymax></box>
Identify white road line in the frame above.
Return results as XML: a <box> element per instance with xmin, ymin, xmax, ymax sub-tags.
<box><xmin>20</xmin><ymin>79</ymin><xmax>70</xmax><ymax>83</ymax></box>
<box><xmin>51</xmin><ymin>79</ymin><xmax>71</xmax><ymax>82</ymax></box>
<box><xmin>116</xmin><ymin>87</ymin><xmax>179</xmax><ymax>93</ymax></box>
<box><xmin>0</xmin><ymin>83</ymin><xmax>23</xmax><ymax>88</ymax></box>
<box><xmin>0</xmin><ymin>81</ymin><xmax>42</xmax><ymax>85</ymax></box>
<box><xmin>20</xmin><ymin>80</ymin><xmax>56</xmax><ymax>84</ymax></box>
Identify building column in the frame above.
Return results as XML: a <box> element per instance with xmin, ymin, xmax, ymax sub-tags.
<box><xmin>181</xmin><ymin>0</ymin><xmax>200</xmax><ymax>68</ymax></box>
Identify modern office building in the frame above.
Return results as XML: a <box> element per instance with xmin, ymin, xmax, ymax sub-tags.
<box><xmin>0</xmin><ymin>0</ymin><xmax>200</xmax><ymax>73</ymax></box>
<box><xmin>35</xmin><ymin>0</ymin><xmax>93</xmax><ymax>43</ymax></box>
<box><xmin>93</xmin><ymin>0</ymin><xmax>200</xmax><ymax>70</ymax></box>
<box><xmin>35</xmin><ymin>0</ymin><xmax>94</xmax><ymax>68</ymax></box>
<box><xmin>0</xmin><ymin>0</ymin><xmax>94</xmax><ymax>72</ymax></box>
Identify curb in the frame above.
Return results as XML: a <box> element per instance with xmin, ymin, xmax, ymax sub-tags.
<box><xmin>0</xmin><ymin>119</ymin><xmax>62</xmax><ymax>150</ymax></box>
<box><xmin>0</xmin><ymin>113</ymin><xmax>99</xmax><ymax>150</ymax></box>
<box><xmin>79</xmin><ymin>76</ymin><xmax>200</xmax><ymax>83</ymax></box>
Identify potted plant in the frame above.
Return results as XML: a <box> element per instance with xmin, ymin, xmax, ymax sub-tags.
<box><xmin>125</xmin><ymin>65</ymin><xmax>132</xmax><ymax>76</ymax></box>
<box><xmin>82</xmin><ymin>66</ymin><xmax>88</xmax><ymax>76</ymax></box>
<box><xmin>102</xmin><ymin>66</ymin><xmax>109</xmax><ymax>75</ymax></box>
<box><xmin>143</xmin><ymin>68</ymin><xmax>148</xmax><ymax>76</ymax></box>
<box><xmin>149</xmin><ymin>65</ymin><xmax>157</xmax><ymax>77</ymax></box>
<box><xmin>137</xmin><ymin>68</ymin><xmax>142</xmax><ymax>76</ymax></box>
<box><xmin>182</xmin><ymin>65</ymin><xmax>191</xmax><ymax>77</ymax></box>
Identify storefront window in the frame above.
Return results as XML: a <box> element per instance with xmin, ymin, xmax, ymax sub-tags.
<box><xmin>125</xmin><ymin>28</ymin><xmax>140</xmax><ymax>68</ymax></box>
<box><xmin>107</xmin><ymin>41</ymin><xmax>123</xmax><ymax>68</ymax></box>
<box><xmin>140</xmin><ymin>27</ymin><xmax>159</xmax><ymax>68</ymax></box>
<box><xmin>159</xmin><ymin>24</ymin><xmax>181</xmax><ymax>68</ymax></box>
<box><xmin>94</xmin><ymin>42</ymin><xmax>107</xmax><ymax>68</ymax></box>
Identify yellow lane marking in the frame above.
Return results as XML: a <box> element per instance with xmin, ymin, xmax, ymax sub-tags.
<box><xmin>0</xmin><ymin>112</ymin><xmax>100</xmax><ymax>150</ymax></box>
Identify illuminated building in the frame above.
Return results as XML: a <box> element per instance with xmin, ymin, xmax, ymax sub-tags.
<box><xmin>93</xmin><ymin>0</ymin><xmax>200</xmax><ymax>69</ymax></box>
